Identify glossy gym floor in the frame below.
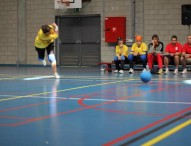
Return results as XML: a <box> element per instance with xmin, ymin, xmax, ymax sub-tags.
<box><xmin>0</xmin><ymin>66</ymin><xmax>191</xmax><ymax>146</ymax></box>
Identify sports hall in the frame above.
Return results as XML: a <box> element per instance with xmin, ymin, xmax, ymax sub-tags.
<box><xmin>0</xmin><ymin>0</ymin><xmax>191</xmax><ymax>146</ymax></box>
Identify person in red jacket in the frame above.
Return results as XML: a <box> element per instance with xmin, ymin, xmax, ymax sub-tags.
<box><xmin>180</xmin><ymin>34</ymin><xmax>191</xmax><ymax>74</ymax></box>
<box><xmin>147</xmin><ymin>34</ymin><xmax>164</xmax><ymax>74</ymax></box>
<box><xmin>164</xmin><ymin>35</ymin><xmax>182</xmax><ymax>74</ymax></box>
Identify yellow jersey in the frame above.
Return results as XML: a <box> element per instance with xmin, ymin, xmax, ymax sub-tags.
<box><xmin>115</xmin><ymin>45</ymin><xmax>128</xmax><ymax>57</ymax></box>
<box><xmin>130</xmin><ymin>42</ymin><xmax>148</xmax><ymax>55</ymax></box>
<box><xmin>35</xmin><ymin>25</ymin><xmax>58</xmax><ymax>48</ymax></box>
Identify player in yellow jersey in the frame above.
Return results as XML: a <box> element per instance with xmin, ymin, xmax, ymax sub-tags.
<box><xmin>35</xmin><ymin>23</ymin><xmax>60</xmax><ymax>78</ymax></box>
<box><xmin>114</xmin><ymin>38</ymin><xmax>128</xmax><ymax>74</ymax></box>
<box><xmin>128</xmin><ymin>35</ymin><xmax>148</xmax><ymax>74</ymax></box>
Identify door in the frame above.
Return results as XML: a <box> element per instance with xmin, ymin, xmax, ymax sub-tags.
<box><xmin>55</xmin><ymin>15</ymin><xmax>101</xmax><ymax>66</ymax></box>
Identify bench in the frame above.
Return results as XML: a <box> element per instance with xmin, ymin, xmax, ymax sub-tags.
<box><xmin>97</xmin><ymin>62</ymin><xmax>115</xmax><ymax>72</ymax></box>
<box><xmin>98</xmin><ymin>61</ymin><xmax>191</xmax><ymax>72</ymax></box>
<box><xmin>98</xmin><ymin>58</ymin><xmax>144</xmax><ymax>72</ymax></box>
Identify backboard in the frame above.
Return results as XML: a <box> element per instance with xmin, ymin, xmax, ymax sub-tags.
<box><xmin>55</xmin><ymin>0</ymin><xmax>82</xmax><ymax>9</ymax></box>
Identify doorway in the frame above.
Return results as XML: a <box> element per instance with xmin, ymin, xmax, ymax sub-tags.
<box><xmin>55</xmin><ymin>14</ymin><xmax>101</xmax><ymax>66</ymax></box>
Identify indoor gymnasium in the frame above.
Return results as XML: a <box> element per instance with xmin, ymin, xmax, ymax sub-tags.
<box><xmin>0</xmin><ymin>0</ymin><xmax>191</xmax><ymax>146</ymax></box>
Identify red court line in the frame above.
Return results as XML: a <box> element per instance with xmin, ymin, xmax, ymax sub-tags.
<box><xmin>78</xmin><ymin>84</ymin><xmax>184</xmax><ymax>117</ymax></box>
<box><xmin>0</xmin><ymin>84</ymin><xmax>123</xmax><ymax>113</ymax></box>
<box><xmin>0</xmin><ymin>83</ymin><xmax>134</xmax><ymax>114</ymax></box>
<box><xmin>0</xmin><ymin>84</ymin><xmax>173</xmax><ymax>126</ymax></box>
<box><xmin>3</xmin><ymin>93</ymin><xmax>140</xmax><ymax>126</ymax></box>
<box><xmin>103</xmin><ymin>106</ymin><xmax>191</xmax><ymax>146</ymax></box>
<box><xmin>0</xmin><ymin>91</ymin><xmax>115</xmax><ymax>113</ymax></box>
<box><xmin>94</xmin><ymin>108</ymin><xmax>168</xmax><ymax>117</ymax></box>
<box><xmin>12</xmin><ymin>93</ymin><xmax>120</xmax><ymax>126</ymax></box>
<box><xmin>0</xmin><ymin>86</ymin><xmax>126</xmax><ymax>126</ymax></box>
<box><xmin>0</xmin><ymin>86</ymin><xmax>119</xmax><ymax>127</ymax></box>
<box><xmin>78</xmin><ymin>83</ymin><xmax>179</xmax><ymax>108</ymax></box>
<box><xmin>0</xmin><ymin>99</ymin><xmax>65</xmax><ymax>113</ymax></box>
<box><xmin>77</xmin><ymin>84</ymin><xmax>190</xmax><ymax>145</ymax></box>
<box><xmin>0</xmin><ymin>116</ymin><xmax>27</xmax><ymax>120</ymax></box>
<box><xmin>78</xmin><ymin>86</ymin><xmax>170</xmax><ymax>111</ymax></box>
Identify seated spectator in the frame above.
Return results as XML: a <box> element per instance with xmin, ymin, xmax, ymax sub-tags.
<box><xmin>128</xmin><ymin>35</ymin><xmax>148</xmax><ymax>74</ymax></box>
<box><xmin>180</xmin><ymin>34</ymin><xmax>191</xmax><ymax>74</ymax></box>
<box><xmin>147</xmin><ymin>34</ymin><xmax>164</xmax><ymax>74</ymax></box>
<box><xmin>164</xmin><ymin>35</ymin><xmax>182</xmax><ymax>74</ymax></box>
<box><xmin>114</xmin><ymin>38</ymin><xmax>128</xmax><ymax>74</ymax></box>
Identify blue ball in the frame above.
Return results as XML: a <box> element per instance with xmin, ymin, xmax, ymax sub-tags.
<box><xmin>140</xmin><ymin>71</ymin><xmax>152</xmax><ymax>83</ymax></box>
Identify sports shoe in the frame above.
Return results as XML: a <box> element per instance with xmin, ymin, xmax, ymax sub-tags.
<box><xmin>181</xmin><ymin>68</ymin><xmax>187</xmax><ymax>74</ymax></box>
<box><xmin>129</xmin><ymin>68</ymin><xmax>134</xmax><ymax>74</ymax></box>
<box><xmin>41</xmin><ymin>60</ymin><xmax>46</xmax><ymax>66</ymax></box>
<box><xmin>158</xmin><ymin>68</ymin><xmax>163</xmax><ymax>74</ymax></box>
<box><xmin>173</xmin><ymin>68</ymin><xmax>178</xmax><ymax>75</ymax></box>
<box><xmin>54</xmin><ymin>72</ymin><xmax>60</xmax><ymax>79</ymax></box>
<box><xmin>114</xmin><ymin>70</ymin><xmax>118</xmax><ymax>73</ymax></box>
<box><xmin>165</xmin><ymin>68</ymin><xmax>169</xmax><ymax>74</ymax></box>
<box><xmin>119</xmin><ymin>70</ymin><xmax>124</xmax><ymax>74</ymax></box>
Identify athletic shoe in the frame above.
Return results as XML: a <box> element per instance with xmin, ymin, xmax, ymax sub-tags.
<box><xmin>181</xmin><ymin>68</ymin><xmax>187</xmax><ymax>74</ymax></box>
<box><xmin>41</xmin><ymin>60</ymin><xmax>46</xmax><ymax>66</ymax></box>
<box><xmin>158</xmin><ymin>68</ymin><xmax>163</xmax><ymax>74</ymax></box>
<box><xmin>129</xmin><ymin>68</ymin><xmax>134</xmax><ymax>74</ymax></box>
<box><xmin>165</xmin><ymin>68</ymin><xmax>169</xmax><ymax>74</ymax></box>
<box><xmin>114</xmin><ymin>70</ymin><xmax>118</xmax><ymax>73</ymax></box>
<box><xmin>173</xmin><ymin>68</ymin><xmax>178</xmax><ymax>75</ymax></box>
<box><xmin>54</xmin><ymin>72</ymin><xmax>60</xmax><ymax>79</ymax></box>
<box><xmin>119</xmin><ymin>70</ymin><xmax>124</xmax><ymax>74</ymax></box>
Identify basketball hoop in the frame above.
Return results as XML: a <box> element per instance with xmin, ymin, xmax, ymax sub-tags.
<box><xmin>57</xmin><ymin>0</ymin><xmax>70</xmax><ymax>8</ymax></box>
<box><xmin>63</xmin><ymin>1</ymin><xmax>70</xmax><ymax>7</ymax></box>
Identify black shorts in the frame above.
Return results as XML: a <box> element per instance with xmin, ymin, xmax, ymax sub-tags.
<box><xmin>35</xmin><ymin>43</ymin><xmax>54</xmax><ymax>60</ymax></box>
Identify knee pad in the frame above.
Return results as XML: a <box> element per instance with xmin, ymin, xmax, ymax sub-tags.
<box><xmin>114</xmin><ymin>56</ymin><xmax>118</xmax><ymax>61</ymax></box>
<box><xmin>48</xmin><ymin>54</ymin><xmax>56</xmax><ymax>64</ymax></box>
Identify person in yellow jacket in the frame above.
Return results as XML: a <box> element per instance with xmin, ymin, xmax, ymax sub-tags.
<box><xmin>35</xmin><ymin>23</ymin><xmax>60</xmax><ymax>78</ymax></box>
<box><xmin>128</xmin><ymin>35</ymin><xmax>148</xmax><ymax>74</ymax></box>
<box><xmin>114</xmin><ymin>38</ymin><xmax>128</xmax><ymax>74</ymax></box>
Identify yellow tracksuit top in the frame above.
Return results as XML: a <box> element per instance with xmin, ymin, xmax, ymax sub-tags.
<box><xmin>130</xmin><ymin>42</ymin><xmax>148</xmax><ymax>55</ymax></box>
<box><xmin>115</xmin><ymin>45</ymin><xmax>128</xmax><ymax>57</ymax></box>
<box><xmin>35</xmin><ymin>25</ymin><xmax>58</xmax><ymax>48</ymax></box>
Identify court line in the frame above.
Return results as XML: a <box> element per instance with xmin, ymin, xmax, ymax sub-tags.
<box><xmin>141</xmin><ymin>119</ymin><xmax>191</xmax><ymax>146</ymax></box>
<box><xmin>0</xmin><ymin>84</ymin><xmax>183</xmax><ymax>127</ymax></box>
<box><xmin>25</xmin><ymin>96</ymin><xmax>191</xmax><ymax>105</ymax></box>
<box><xmin>23</xmin><ymin>76</ymin><xmax>53</xmax><ymax>80</ymax></box>
<box><xmin>103</xmin><ymin>106</ymin><xmax>191</xmax><ymax>146</ymax></box>
<box><xmin>0</xmin><ymin>80</ymin><xmax>129</xmax><ymax>102</ymax></box>
<box><xmin>0</xmin><ymin>86</ymin><xmax>123</xmax><ymax>114</ymax></box>
<box><xmin>0</xmin><ymin>116</ymin><xmax>28</xmax><ymax>120</ymax></box>
<box><xmin>0</xmin><ymin>73</ymin><xmax>187</xmax><ymax>81</ymax></box>
<box><xmin>0</xmin><ymin>99</ymin><xmax>65</xmax><ymax>113</ymax></box>
<box><xmin>120</xmin><ymin>112</ymin><xmax>191</xmax><ymax>146</ymax></box>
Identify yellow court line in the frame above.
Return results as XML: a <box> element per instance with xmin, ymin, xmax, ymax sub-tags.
<box><xmin>142</xmin><ymin>119</ymin><xmax>191</xmax><ymax>146</ymax></box>
<box><xmin>0</xmin><ymin>79</ymin><xmax>129</xmax><ymax>102</ymax></box>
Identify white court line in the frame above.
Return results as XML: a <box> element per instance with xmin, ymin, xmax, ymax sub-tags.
<box><xmin>1</xmin><ymin>95</ymin><xmax>191</xmax><ymax>105</ymax></box>
<box><xmin>28</xmin><ymin>96</ymin><xmax>191</xmax><ymax>105</ymax></box>
<box><xmin>23</xmin><ymin>76</ymin><xmax>53</xmax><ymax>80</ymax></box>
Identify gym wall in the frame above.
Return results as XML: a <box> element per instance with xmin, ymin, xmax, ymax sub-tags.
<box><xmin>0</xmin><ymin>0</ymin><xmax>190</xmax><ymax>64</ymax></box>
